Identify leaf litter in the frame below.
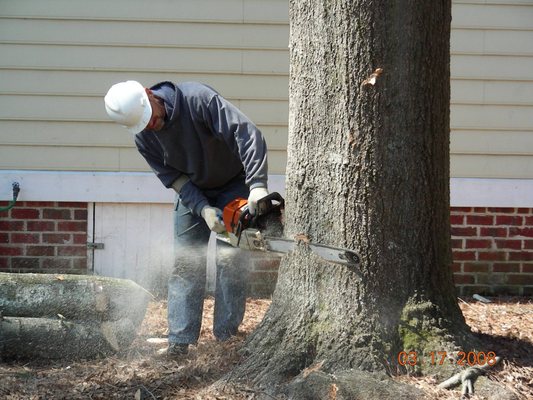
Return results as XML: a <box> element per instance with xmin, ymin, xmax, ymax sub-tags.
<box><xmin>0</xmin><ymin>296</ymin><xmax>531</xmax><ymax>399</ymax></box>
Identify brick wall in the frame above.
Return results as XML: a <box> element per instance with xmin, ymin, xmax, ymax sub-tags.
<box><xmin>249</xmin><ymin>256</ymin><xmax>280</xmax><ymax>297</ymax></box>
<box><xmin>451</xmin><ymin>207</ymin><xmax>533</xmax><ymax>296</ymax></box>
<box><xmin>0</xmin><ymin>201</ymin><xmax>88</xmax><ymax>273</ymax></box>
<box><xmin>2</xmin><ymin>201</ymin><xmax>532</xmax><ymax>297</ymax></box>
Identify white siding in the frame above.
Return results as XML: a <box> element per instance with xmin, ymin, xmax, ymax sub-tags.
<box><xmin>1</xmin><ymin>0</ymin><xmax>533</xmax><ymax>180</ymax></box>
<box><xmin>0</xmin><ymin>0</ymin><xmax>289</xmax><ymax>175</ymax></box>
<box><xmin>450</xmin><ymin>0</ymin><xmax>533</xmax><ymax>178</ymax></box>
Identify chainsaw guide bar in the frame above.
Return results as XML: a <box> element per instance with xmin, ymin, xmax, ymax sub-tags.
<box><xmin>217</xmin><ymin>230</ymin><xmax>362</xmax><ymax>275</ymax></box>
<box><xmin>216</xmin><ymin>192</ymin><xmax>362</xmax><ymax>276</ymax></box>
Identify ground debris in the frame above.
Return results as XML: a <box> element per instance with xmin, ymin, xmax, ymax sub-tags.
<box><xmin>396</xmin><ymin>297</ymin><xmax>533</xmax><ymax>399</ymax></box>
<box><xmin>0</xmin><ymin>296</ymin><xmax>531</xmax><ymax>399</ymax></box>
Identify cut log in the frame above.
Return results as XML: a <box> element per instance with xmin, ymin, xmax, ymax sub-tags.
<box><xmin>0</xmin><ymin>272</ymin><xmax>152</xmax><ymax>360</ymax></box>
<box><xmin>0</xmin><ymin>272</ymin><xmax>151</xmax><ymax>325</ymax></box>
<box><xmin>0</xmin><ymin>316</ymin><xmax>137</xmax><ymax>359</ymax></box>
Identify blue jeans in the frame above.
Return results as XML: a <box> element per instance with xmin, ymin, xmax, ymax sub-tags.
<box><xmin>168</xmin><ymin>177</ymin><xmax>250</xmax><ymax>344</ymax></box>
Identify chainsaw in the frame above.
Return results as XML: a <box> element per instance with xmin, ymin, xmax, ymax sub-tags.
<box><xmin>216</xmin><ymin>192</ymin><xmax>361</xmax><ymax>272</ymax></box>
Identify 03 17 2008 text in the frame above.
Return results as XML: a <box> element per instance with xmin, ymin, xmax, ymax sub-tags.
<box><xmin>397</xmin><ymin>351</ymin><xmax>497</xmax><ymax>367</ymax></box>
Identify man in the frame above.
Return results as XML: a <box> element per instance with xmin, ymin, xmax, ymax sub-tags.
<box><xmin>104</xmin><ymin>80</ymin><xmax>268</xmax><ymax>356</ymax></box>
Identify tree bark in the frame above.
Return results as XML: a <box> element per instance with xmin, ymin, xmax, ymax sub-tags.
<box><xmin>0</xmin><ymin>272</ymin><xmax>150</xmax><ymax>325</ymax></box>
<box><xmin>0</xmin><ymin>317</ymin><xmax>136</xmax><ymax>359</ymax></box>
<box><xmin>0</xmin><ymin>272</ymin><xmax>151</xmax><ymax>359</ymax></box>
<box><xmin>225</xmin><ymin>0</ymin><xmax>496</xmax><ymax>397</ymax></box>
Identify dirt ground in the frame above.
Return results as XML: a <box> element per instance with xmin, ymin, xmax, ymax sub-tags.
<box><xmin>1</xmin><ymin>296</ymin><xmax>532</xmax><ymax>400</ymax></box>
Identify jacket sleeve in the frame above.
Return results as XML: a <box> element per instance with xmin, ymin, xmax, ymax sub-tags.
<box><xmin>204</xmin><ymin>93</ymin><xmax>268</xmax><ymax>190</ymax></box>
<box><xmin>134</xmin><ymin>134</ymin><xmax>209</xmax><ymax>215</ymax></box>
<box><xmin>179</xmin><ymin>181</ymin><xmax>210</xmax><ymax>216</ymax></box>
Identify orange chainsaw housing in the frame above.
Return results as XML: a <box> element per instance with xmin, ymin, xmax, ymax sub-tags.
<box><xmin>222</xmin><ymin>197</ymin><xmax>248</xmax><ymax>234</ymax></box>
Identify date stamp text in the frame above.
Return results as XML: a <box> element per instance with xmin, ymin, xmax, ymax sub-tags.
<box><xmin>397</xmin><ymin>351</ymin><xmax>498</xmax><ymax>367</ymax></box>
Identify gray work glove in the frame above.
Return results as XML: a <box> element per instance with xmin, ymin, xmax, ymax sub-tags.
<box><xmin>201</xmin><ymin>206</ymin><xmax>226</xmax><ymax>233</ymax></box>
<box><xmin>247</xmin><ymin>187</ymin><xmax>269</xmax><ymax>215</ymax></box>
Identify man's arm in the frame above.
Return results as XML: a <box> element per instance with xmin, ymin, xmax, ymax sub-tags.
<box><xmin>204</xmin><ymin>93</ymin><xmax>268</xmax><ymax>191</ymax></box>
<box><xmin>135</xmin><ymin>134</ymin><xmax>209</xmax><ymax>216</ymax></box>
<box><xmin>204</xmin><ymin>93</ymin><xmax>270</xmax><ymax>213</ymax></box>
<box><xmin>172</xmin><ymin>177</ymin><xmax>223</xmax><ymax>232</ymax></box>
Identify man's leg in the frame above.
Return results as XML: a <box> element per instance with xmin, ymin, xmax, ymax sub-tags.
<box><xmin>168</xmin><ymin>199</ymin><xmax>211</xmax><ymax>347</ymax></box>
<box><xmin>213</xmin><ymin>245</ymin><xmax>248</xmax><ymax>340</ymax></box>
<box><xmin>212</xmin><ymin>179</ymin><xmax>250</xmax><ymax>341</ymax></box>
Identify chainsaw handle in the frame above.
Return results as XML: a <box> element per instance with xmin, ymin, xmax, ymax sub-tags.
<box><xmin>246</xmin><ymin>192</ymin><xmax>284</xmax><ymax>231</ymax></box>
<box><xmin>255</xmin><ymin>192</ymin><xmax>284</xmax><ymax>215</ymax></box>
<box><xmin>236</xmin><ymin>192</ymin><xmax>284</xmax><ymax>231</ymax></box>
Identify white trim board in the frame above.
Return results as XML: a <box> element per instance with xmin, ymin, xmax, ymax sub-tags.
<box><xmin>0</xmin><ymin>170</ymin><xmax>286</xmax><ymax>203</ymax></box>
<box><xmin>450</xmin><ymin>178</ymin><xmax>533</xmax><ymax>208</ymax></box>
<box><xmin>1</xmin><ymin>171</ymin><xmax>532</xmax><ymax>207</ymax></box>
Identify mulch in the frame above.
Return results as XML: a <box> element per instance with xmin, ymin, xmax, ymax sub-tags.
<box><xmin>396</xmin><ymin>297</ymin><xmax>533</xmax><ymax>399</ymax></box>
<box><xmin>0</xmin><ymin>296</ymin><xmax>531</xmax><ymax>399</ymax></box>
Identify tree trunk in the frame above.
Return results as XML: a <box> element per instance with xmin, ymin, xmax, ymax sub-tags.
<box><xmin>227</xmin><ymin>0</ymin><xmax>488</xmax><ymax>397</ymax></box>
<box><xmin>0</xmin><ymin>273</ymin><xmax>151</xmax><ymax>359</ymax></box>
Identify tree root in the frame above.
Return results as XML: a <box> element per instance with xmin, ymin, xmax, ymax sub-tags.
<box><xmin>438</xmin><ymin>357</ymin><xmax>502</xmax><ymax>396</ymax></box>
<box><xmin>286</xmin><ymin>369</ymin><xmax>424</xmax><ymax>400</ymax></box>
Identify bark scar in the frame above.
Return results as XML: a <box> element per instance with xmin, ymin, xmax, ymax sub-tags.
<box><xmin>361</xmin><ymin>68</ymin><xmax>383</xmax><ymax>87</ymax></box>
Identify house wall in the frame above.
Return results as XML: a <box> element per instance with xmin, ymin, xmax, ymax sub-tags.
<box><xmin>1</xmin><ymin>0</ymin><xmax>533</xmax><ymax>296</ymax></box>
<box><xmin>0</xmin><ymin>0</ymin><xmax>289</xmax><ymax>174</ymax></box>
<box><xmin>1</xmin><ymin>0</ymin><xmax>533</xmax><ymax>178</ymax></box>
<box><xmin>450</xmin><ymin>0</ymin><xmax>533</xmax><ymax>178</ymax></box>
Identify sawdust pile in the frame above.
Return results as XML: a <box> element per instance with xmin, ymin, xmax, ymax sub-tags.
<box><xmin>1</xmin><ymin>297</ymin><xmax>532</xmax><ymax>399</ymax></box>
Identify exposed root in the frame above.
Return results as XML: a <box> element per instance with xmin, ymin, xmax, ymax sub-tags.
<box><xmin>438</xmin><ymin>356</ymin><xmax>502</xmax><ymax>395</ymax></box>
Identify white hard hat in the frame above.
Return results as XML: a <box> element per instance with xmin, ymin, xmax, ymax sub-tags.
<box><xmin>104</xmin><ymin>81</ymin><xmax>152</xmax><ymax>134</ymax></box>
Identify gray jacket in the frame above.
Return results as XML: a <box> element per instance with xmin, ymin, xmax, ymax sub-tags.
<box><xmin>135</xmin><ymin>81</ymin><xmax>268</xmax><ymax>215</ymax></box>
